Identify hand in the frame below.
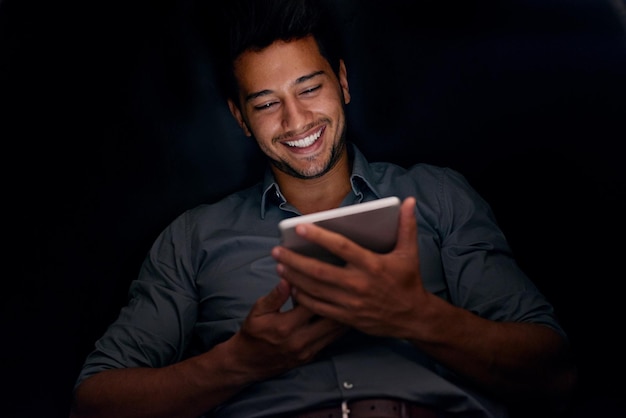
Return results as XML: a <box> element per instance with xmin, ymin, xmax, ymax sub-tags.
<box><xmin>229</xmin><ymin>278</ymin><xmax>347</xmax><ymax>380</ymax></box>
<box><xmin>272</xmin><ymin>197</ymin><xmax>578</xmax><ymax>404</ymax></box>
<box><xmin>271</xmin><ymin>197</ymin><xmax>429</xmax><ymax>339</ymax></box>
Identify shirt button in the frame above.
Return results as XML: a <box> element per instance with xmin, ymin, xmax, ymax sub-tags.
<box><xmin>342</xmin><ymin>381</ymin><xmax>354</xmax><ymax>389</ymax></box>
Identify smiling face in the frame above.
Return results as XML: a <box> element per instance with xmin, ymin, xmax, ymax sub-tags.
<box><xmin>228</xmin><ymin>35</ymin><xmax>351</xmax><ymax>180</ymax></box>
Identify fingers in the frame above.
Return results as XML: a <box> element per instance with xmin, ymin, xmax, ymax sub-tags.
<box><xmin>272</xmin><ymin>240</ymin><xmax>345</xmax><ymax>294</ymax></box>
<box><xmin>275</xmin><ymin>223</ymin><xmax>373</xmax><ymax>268</ymax></box>
<box><xmin>272</xmin><ymin>196</ymin><xmax>418</xmax><ymax>268</ymax></box>
<box><xmin>395</xmin><ymin>197</ymin><xmax>418</xmax><ymax>255</ymax></box>
<box><xmin>250</xmin><ymin>279</ymin><xmax>292</xmax><ymax>317</ymax></box>
<box><xmin>304</xmin><ymin>317</ymin><xmax>349</xmax><ymax>351</ymax></box>
<box><xmin>250</xmin><ymin>278</ymin><xmax>333</xmax><ymax>331</ymax></box>
<box><xmin>271</xmin><ymin>197</ymin><xmax>420</xmax><ymax>314</ymax></box>
<box><xmin>269</xmin><ymin>197</ymin><xmax>422</xmax><ymax>338</ymax></box>
<box><xmin>236</xmin><ymin>294</ymin><xmax>347</xmax><ymax>376</ymax></box>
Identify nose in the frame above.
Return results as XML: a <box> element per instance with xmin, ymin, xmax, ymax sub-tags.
<box><xmin>281</xmin><ymin>97</ymin><xmax>310</xmax><ymax>131</ymax></box>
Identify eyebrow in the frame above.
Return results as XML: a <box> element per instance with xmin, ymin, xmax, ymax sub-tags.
<box><xmin>244</xmin><ymin>70</ymin><xmax>326</xmax><ymax>103</ymax></box>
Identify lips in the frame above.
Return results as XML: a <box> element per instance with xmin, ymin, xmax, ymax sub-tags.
<box><xmin>283</xmin><ymin>126</ymin><xmax>324</xmax><ymax>148</ymax></box>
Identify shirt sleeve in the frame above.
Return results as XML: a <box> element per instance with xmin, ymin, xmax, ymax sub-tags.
<box><xmin>74</xmin><ymin>210</ymin><xmax>198</xmax><ymax>389</ymax></box>
<box><xmin>424</xmin><ymin>166</ymin><xmax>566</xmax><ymax>336</ymax></box>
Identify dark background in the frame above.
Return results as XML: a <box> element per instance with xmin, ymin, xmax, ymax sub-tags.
<box><xmin>2</xmin><ymin>0</ymin><xmax>625</xmax><ymax>417</ymax></box>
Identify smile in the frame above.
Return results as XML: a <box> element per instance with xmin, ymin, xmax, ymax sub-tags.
<box><xmin>284</xmin><ymin>127</ymin><xmax>323</xmax><ymax>148</ymax></box>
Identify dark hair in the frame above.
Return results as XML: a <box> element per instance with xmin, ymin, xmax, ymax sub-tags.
<box><xmin>206</xmin><ymin>0</ymin><xmax>344</xmax><ymax>105</ymax></box>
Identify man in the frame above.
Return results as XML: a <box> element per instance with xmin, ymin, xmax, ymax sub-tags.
<box><xmin>70</xmin><ymin>1</ymin><xmax>577</xmax><ymax>417</ymax></box>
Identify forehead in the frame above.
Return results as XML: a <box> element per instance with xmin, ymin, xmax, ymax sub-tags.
<box><xmin>233</xmin><ymin>36</ymin><xmax>332</xmax><ymax>93</ymax></box>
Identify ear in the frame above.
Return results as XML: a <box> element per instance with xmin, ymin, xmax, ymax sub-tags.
<box><xmin>338</xmin><ymin>59</ymin><xmax>351</xmax><ymax>105</ymax></box>
<box><xmin>227</xmin><ymin>99</ymin><xmax>252</xmax><ymax>137</ymax></box>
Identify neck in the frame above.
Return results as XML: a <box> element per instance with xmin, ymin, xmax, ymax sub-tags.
<box><xmin>273</xmin><ymin>151</ymin><xmax>352</xmax><ymax>215</ymax></box>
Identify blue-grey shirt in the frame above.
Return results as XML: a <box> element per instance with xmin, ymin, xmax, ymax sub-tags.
<box><xmin>75</xmin><ymin>143</ymin><xmax>565</xmax><ymax>418</ymax></box>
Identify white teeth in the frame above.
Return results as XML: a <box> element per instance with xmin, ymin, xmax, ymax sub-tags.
<box><xmin>285</xmin><ymin>129</ymin><xmax>322</xmax><ymax>148</ymax></box>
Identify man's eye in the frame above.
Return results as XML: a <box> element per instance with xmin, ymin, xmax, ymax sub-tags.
<box><xmin>301</xmin><ymin>85</ymin><xmax>321</xmax><ymax>95</ymax></box>
<box><xmin>254</xmin><ymin>102</ymin><xmax>276</xmax><ymax>110</ymax></box>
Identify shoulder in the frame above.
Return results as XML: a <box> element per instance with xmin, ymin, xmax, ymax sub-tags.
<box><xmin>157</xmin><ymin>182</ymin><xmax>264</xmax><ymax>241</ymax></box>
<box><xmin>184</xmin><ymin>182</ymin><xmax>264</xmax><ymax>226</ymax></box>
<box><xmin>369</xmin><ymin>160</ymin><xmax>472</xmax><ymax>194</ymax></box>
<box><xmin>365</xmin><ymin>159</ymin><xmax>493</xmax><ymax>222</ymax></box>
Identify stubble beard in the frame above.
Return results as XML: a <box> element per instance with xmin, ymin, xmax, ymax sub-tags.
<box><xmin>269</xmin><ymin>121</ymin><xmax>347</xmax><ymax>180</ymax></box>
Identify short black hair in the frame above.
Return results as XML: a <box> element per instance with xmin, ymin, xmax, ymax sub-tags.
<box><xmin>204</xmin><ymin>0</ymin><xmax>344</xmax><ymax>105</ymax></box>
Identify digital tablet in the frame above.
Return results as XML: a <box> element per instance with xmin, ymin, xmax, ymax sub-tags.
<box><xmin>278</xmin><ymin>196</ymin><xmax>401</xmax><ymax>265</ymax></box>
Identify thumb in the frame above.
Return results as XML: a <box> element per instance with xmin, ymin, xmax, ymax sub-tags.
<box><xmin>395</xmin><ymin>197</ymin><xmax>418</xmax><ymax>254</ymax></box>
<box><xmin>252</xmin><ymin>279</ymin><xmax>292</xmax><ymax>316</ymax></box>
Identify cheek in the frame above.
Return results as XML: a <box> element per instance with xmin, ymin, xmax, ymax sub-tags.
<box><xmin>320</xmin><ymin>90</ymin><xmax>346</xmax><ymax>115</ymax></box>
<box><xmin>248</xmin><ymin>116</ymin><xmax>278</xmax><ymax>143</ymax></box>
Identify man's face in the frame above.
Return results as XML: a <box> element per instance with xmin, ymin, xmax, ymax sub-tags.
<box><xmin>229</xmin><ymin>35</ymin><xmax>351</xmax><ymax>179</ymax></box>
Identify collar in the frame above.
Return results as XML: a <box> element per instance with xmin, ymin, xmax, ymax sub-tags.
<box><xmin>259</xmin><ymin>142</ymin><xmax>383</xmax><ymax>219</ymax></box>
